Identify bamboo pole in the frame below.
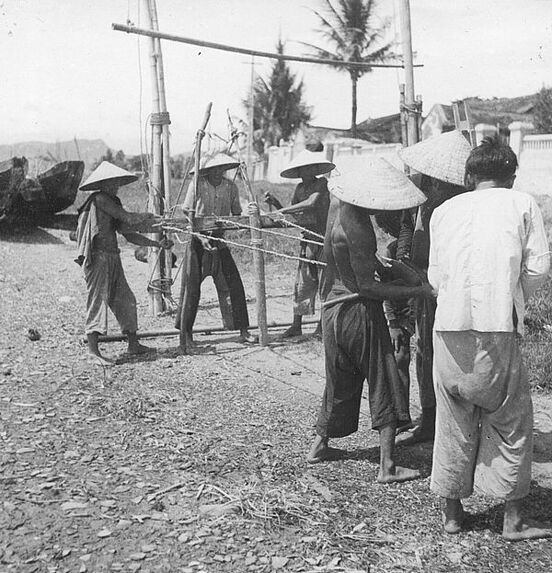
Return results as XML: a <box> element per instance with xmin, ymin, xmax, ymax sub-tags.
<box><xmin>228</xmin><ymin>111</ymin><xmax>268</xmax><ymax>346</ymax></box>
<box><xmin>148</xmin><ymin>0</ymin><xmax>173</xmax><ymax>293</ymax></box>
<box><xmin>113</xmin><ymin>24</ymin><xmax>422</xmax><ymax>69</ymax></box>
<box><xmin>179</xmin><ymin>102</ymin><xmax>213</xmax><ymax>353</ymax></box>
<box><xmin>144</xmin><ymin>0</ymin><xmax>164</xmax><ymax>314</ymax></box>
<box><xmin>398</xmin><ymin>0</ymin><xmax>419</xmax><ymax>147</ymax></box>
<box><xmin>247</xmin><ymin>57</ymin><xmax>255</xmax><ymax>178</ymax></box>
<box><xmin>96</xmin><ymin>318</ymin><xmax>320</xmax><ymax>343</ymax></box>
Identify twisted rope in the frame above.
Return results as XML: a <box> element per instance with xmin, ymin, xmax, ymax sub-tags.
<box><xmin>162</xmin><ymin>225</ymin><xmax>327</xmax><ymax>267</ymax></box>
<box><xmin>270</xmin><ymin>213</ymin><xmax>325</xmax><ymax>240</ymax></box>
<box><xmin>215</xmin><ymin>218</ymin><xmax>324</xmax><ymax>247</ymax></box>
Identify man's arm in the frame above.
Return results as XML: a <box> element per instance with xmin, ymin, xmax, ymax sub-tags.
<box><xmin>521</xmin><ymin>198</ymin><xmax>550</xmax><ymax>300</ymax></box>
<box><xmin>427</xmin><ymin>216</ymin><xmax>441</xmax><ymax>293</ymax></box>
<box><xmin>121</xmin><ymin>232</ymin><xmax>172</xmax><ymax>249</ymax></box>
<box><xmin>278</xmin><ymin>191</ymin><xmax>321</xmax><ymax>215</ymax></box>
<box><xmin>342</xmin><ymin>203</ymin><xmax>432</xmax><ymax>301</ymax></box>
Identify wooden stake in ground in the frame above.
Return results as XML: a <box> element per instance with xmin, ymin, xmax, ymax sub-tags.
<box><xmin>179</xmin><ymin>102</ymin><xmax>213</xmax><ymax>353</ymax></box>
<box><xmin>144</xmin><ymin>0</ymin><xmax>164</xmax><ymax>315</ymax></box>
<box><xmin>228</xmin><ymin>111</ymin><xmax>268</xmax><ymax>346</ymax></box>
<box><xmin>148</xmin><ymin>0</ymin><xmax>173</xmax><ymax>293</ymax></box>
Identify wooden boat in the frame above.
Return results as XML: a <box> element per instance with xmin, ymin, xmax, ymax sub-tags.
<box><xmin>0</xmin><ymin>157</ymin><xmax>84</xmax><ymax>224</ymax></box>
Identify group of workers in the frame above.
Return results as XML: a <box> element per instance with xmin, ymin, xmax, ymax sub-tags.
<box><xmin>75</xmin><ymin>129</ymin><xmax>551</xmax><ymax>541</ymax></box>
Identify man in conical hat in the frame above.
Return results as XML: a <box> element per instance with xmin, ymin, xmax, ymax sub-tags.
<box><xmin>307</xmin><ymin>157</ymin><xmax>435</xmax><ymax>484</ymax></box>
<box><xmin>265</xmin><ymin>149</ymin><xmax>335</xmax><ymax>338</ymax></box>
<box><xmin>177</xmin><ymin>153</ymin><xmax>257</xmax><ymax>347</ymax></box>
<box><xmin>394</xmin><ymin>130</ymin><xmax>471</xmax><ymax>445</ymax></box>
<box><xmin>76</xmin><ymin>161</ymin><xmax>173</xmax><ymax>364</ymax></box>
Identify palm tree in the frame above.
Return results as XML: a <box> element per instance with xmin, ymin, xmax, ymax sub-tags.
<box><xmin>304</xmin><ymin>0</ymin><xmax>394</xmax><ymax>138</ymax></box>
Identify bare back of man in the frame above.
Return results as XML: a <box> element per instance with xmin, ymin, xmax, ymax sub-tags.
<box><xmin>309</xmin><ymin>200</ymin><xmax>433</xmax><ymax>483</ymax></box>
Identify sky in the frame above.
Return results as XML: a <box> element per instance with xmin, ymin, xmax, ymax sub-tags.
<box><xmin>2</xmin><ymin>0</ymin><xmax>552</xmax><ymax>154</ymax></box>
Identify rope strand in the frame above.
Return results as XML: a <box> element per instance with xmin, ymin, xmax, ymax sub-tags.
<box><xmin>163</xmin><ymin>225</ymin><xmax>327</xmax><ymax>267</ymax></box>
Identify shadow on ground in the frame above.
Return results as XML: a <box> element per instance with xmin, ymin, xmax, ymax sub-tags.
<box><xmin>0</xmin><ymin>224</ymin><xmax>65</xmax><ymax>244</ymax></box>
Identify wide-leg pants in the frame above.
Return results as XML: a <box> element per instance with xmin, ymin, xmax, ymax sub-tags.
<box><xmin>176</xmin><ymin>238</ymin><xmax>250</xmax><ymax>333</ymax></box>
<box><xmin>431</xmin><ymin>330</ymin><xmax>533</xmax><ymax>501</ymax></box>
<box><xmin>83</xmin><ymin>251</ymin><xmax>138</xmax><ymax>335</ymax></box>
<box><xmin>316</xmin><ymin>299</ymin><xmax>411</xmax><ymax>437</ymax></box>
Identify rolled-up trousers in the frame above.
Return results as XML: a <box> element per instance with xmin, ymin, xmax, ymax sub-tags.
<box><xmin>83</xmin><ymin>251</ymin><xmax>138</xmax><ymax>335</ymax></box>
<box><xmin>431</xmin><ymin>330</ymin><xmax>532</xmax><ymax>501</ymax></box>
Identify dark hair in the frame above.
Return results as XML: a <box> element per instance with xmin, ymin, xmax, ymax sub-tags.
<box><xmin>465</xmin><ymin>136</ymin><xmax>518</xmax><ymax>181</ymax></box>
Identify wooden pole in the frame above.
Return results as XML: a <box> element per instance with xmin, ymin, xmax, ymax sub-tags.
<box><xmin>144</xmin><ymin>0</ymin><xmax>164</xmax><ymax>314</ymax></box>
<box><xmin>96</xmin><ymin>318</ymin><xmax>320</xmax><ymax>343</ymax></box>
<box><xmin>398</xmin><ymin>0</ymin><xmax>419</xmax><ymax>147</ymax></box>
<box><xmin>179</xmin><ymin>103</ymin><xmax>212</xmax><ymax>353</ymax></box>
<box><xmin>148</xmin><ymin>0</ymin><xmax>173</xmax><ymax>293</ymax></box>
<box><xmin>113</xmin><ymin>24</ymin><xmax>422</xmax><ymax>69</ymax></box>
<box><xmin>247</xmin><ymin>57</ymin><xmax>255</xmax><ymax>178</ymax></box>
<box><xmin>228</xmin><ymin>111</ymin><xmax>268</xmax><ymax>346</ymax></box>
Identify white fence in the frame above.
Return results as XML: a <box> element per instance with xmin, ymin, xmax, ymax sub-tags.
<box><xmin>514</xmin><ymin>131</ymin><xmax>552</xmax><ymax>196</ymax></box>
<box><xmin>265</xmin><ymin>140</ymin><xmax>403</xmax><ymax>183</ymax></box>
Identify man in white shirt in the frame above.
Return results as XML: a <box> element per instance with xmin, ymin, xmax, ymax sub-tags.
<box><xmin>428</xmin><ymin>137</ymin><xmax>551</xmax><ymax>540</ymax></box>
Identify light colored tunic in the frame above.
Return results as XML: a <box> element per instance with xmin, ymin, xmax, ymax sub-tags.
<box><xmin>428</xmin><ymin>187</ymin><xmax>549</xmax><ymax>335</ymax></box>
<box><xmin>428</xmin><ymin>186</ymin><xmax>549</xmax><ymax>501</ymax></box>
<box><xmin>183</xmin><ymin>177</ymin><xmax>242</xmax><ymax>217</ymax></box>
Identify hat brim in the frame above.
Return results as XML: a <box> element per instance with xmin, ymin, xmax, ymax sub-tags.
<box><xmin>80</xmin><ymin>174</ymin><xmax>138</xmax><ymax>191</ymax></box>
<box><xmin>280</xmin><ymin>162</ymin><xmax>335</xmax><ymax>179</ymax></box>
<box><xmin>190</xmin><ymin>161</ymin><xmax>240</xmax><ymax>175</ymax></box>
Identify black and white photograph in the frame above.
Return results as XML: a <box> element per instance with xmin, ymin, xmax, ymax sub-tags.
<box><xmin>2</xmin><ymin>1</ymin><xmax>552</xmax><ymax>571</ymax></box>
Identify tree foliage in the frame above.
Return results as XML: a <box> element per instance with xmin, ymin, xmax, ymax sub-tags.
<box><xmin>304</xmin><ymin>0</ymin><xmax>394</xmax><ymax>137</ymax></box>
<box><xmin>244</xmin><ymin>40</ymin><xmax>311</xmax><ymax>150</ymax></box>
<box><xmin>533</xmin><ymin>86</ymin><xmax>552</xmax><ymax>134</ymax></box>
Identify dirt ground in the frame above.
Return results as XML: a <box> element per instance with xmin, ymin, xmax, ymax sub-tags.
<box><xmin>1</xmin><ymin>226</ymin><xmax>552</xmax><ymax>573</ymax></box>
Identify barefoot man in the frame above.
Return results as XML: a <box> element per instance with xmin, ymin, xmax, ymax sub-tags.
<box><xmin>177</xmin><ymin>154</ymin><xmax>257</xmax><ymax>347</ymax></box>
<box><xmin>308</xmin><ymin>157</ymin><xmax>435</xmax><ymax>483</ymax></box>
<box><xmin>428</xmin><ymin>137</ymin><xmax>552</xmax><ymax>540</ymax></box>
<box><xmin>265</xmin><ymin>150</ymin><xmax>334</xmax><ymax>338</ymax></box>
<box><xmin>76</xmin><ymin>162</ymin><xmax>173</xmax><ymax>364</ymax></box>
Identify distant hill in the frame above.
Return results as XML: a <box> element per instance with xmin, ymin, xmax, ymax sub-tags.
<box><xmin>0</xmin><ymin>139</ymin><xmax>109</xmax><ymax>172</ymax></box>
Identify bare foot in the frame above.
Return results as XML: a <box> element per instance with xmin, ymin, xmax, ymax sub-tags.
<box><xmin>239</xmin><ymin>331</ymin><xmax>259</xmax><ymax>344</ymax></box>
<box><xmin>395</xmin><ymin>424</ymin><xmax>435</xmax><ymax>446</ymax></box>
<box><xmin>377</xmin><ymin>465</ymin><xmax>421</xmax><ymax>484</ymax></box>
<box><xmin>127</xmin><ymin>343</ymin><xmax>156</xmax><ymax>356</ymax></box>
<box><xmin>503</xmin><ymin>521</ymin><xmax>552</xmax><ymax>542</ymax></box>
<box><xmin>278</xmin><ymin>326</ymin><xmax>302</xmax><ymax>339</ymax></box>
<box><xmin>306</xmin><ymin>435</ymin><xmax>329</xmax><ymax>464</ymax></box>
<box><xmin>87</xmin><ymin>350</ymin><xmax>114</xmax><ymax>367</ymax></box>
<box><xmin>442</xmin><ymin>499</ymin><xmax>464</xmax><ymax>534</ymax></box>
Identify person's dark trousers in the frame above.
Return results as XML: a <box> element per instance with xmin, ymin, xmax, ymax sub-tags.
<box><xmin>176</xmin><ymin>237</ymin><xmax>250</xmax><ymax>333</ymax></box>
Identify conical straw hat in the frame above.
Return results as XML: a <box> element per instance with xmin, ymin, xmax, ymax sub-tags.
<box><xmin>190</xmin><ymin>153</ymin><xmax>240</xmax><ymax>175</ymax></box>
<box><xmin>328</xmin><ymin>156</ymin><xmax>426</xmax><ymax>210</ymax></box>
<box><xmin>280</xmin><ymin>149</ymin><xmax>335</xmax><ymax>179</ymax></box>
<box><xmin>398</xmin><ymin>130</ymin><xmax>472</xmax><ymax>186</ymax></box>
<box><xmin>80</xmin><ymin>161</ymin><xmax>138</xmax><ymax>191</ymax></box>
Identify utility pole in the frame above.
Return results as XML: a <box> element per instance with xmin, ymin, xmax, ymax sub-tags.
<box><xmin>399</xmin><ymin>0</ymin><xmax>419</xmax><ymax>146</ymax></box>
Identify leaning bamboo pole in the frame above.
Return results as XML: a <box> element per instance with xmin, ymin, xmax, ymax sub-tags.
<box><xmin>144</xmin><ymin>0</ymin><xmax>164</xmax><ymax>314</ymax></box>
<box><xmin>112</xmin><ymin>24</ymin><xmax>422</xmax><ymax>69</ymax></box>
<box><xmin>228</xmin><ymin>111</ymin><xmax>268</xmax><ymax>346</ymax></box>
<box><xmin>179</xmin><ymin>103</ymin><xmax>213</xmax><ymax>353</ymax></box>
